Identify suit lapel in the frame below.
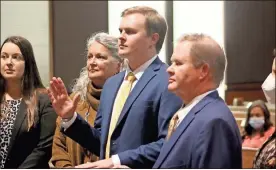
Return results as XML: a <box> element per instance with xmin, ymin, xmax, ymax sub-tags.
<box><xmin>154</xmin><ymin>110</ymin><xmax>195</xmax><ymax>168</ymax></box>
<box><xmin>154</xmin><ymin>91</ymin><xmax>219</xmax><ymax>168</ymax></box>
<box><xmin>115</xmin><ymin>57</ymin><xmax>162</xmax><ymax>128</ymax></box>
<box><xmin>7</xmin><ymin>100</ymin><xmax>27</xmax><ymax>156</ymax></box>
<box><xmin>102</xmin><ymin>72</ymin><xmax>125</xmax><ymax>143</ymax></box>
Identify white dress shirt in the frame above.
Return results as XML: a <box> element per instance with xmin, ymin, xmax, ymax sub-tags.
<box><xmin>175</xmin><ymin>90</ymin><xmax>216</xmax><ymax>128</ymax></box>
<box><xmin>123</xmin><ymin>55</ymin><xmax>158</xmax><ymax>91</ymax></box>
<box><xmin>61</xmin><ymin>55</ymin><xmax>158</xmax><ymax>165</ymax></box>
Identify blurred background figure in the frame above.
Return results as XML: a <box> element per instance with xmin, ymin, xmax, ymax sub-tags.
<box><xmin>50</xmin><ymin>32</ymin><xmax>123</xmax><ymax>168</ymax></box>
<box><xmin>242</xmin><ymin>100</ymin><xmax>275</xmax><ymax>148</ymax></box>
<box><xmin>0</xmin><ymin>36</ymin><xmax>57</xmax><ymax>168</ymax></box>
<box><xmin>262</xmin><ymin>48</ymin><xmax>276</xmax><ymax>104</ymax></box>
<box><xmin>252</xmin><ymin>49</ymin><xmax>276</xmax><ymax>169</ymax></box>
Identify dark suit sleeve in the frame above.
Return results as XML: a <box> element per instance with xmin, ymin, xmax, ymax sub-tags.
<box><xmin>192</xmin><ymin>118</ymin><xmax>241</xmax><ymax>168</ymax></box>
<box><xmin>118</xmin><ymin>89</ymin><xmax>182</xmax><ymax>168</ymax></box>
<box><xmin>19</xmin><ymin>95</ymin><xmax>57</xmax><ymax>168</ymax></box>
<box><xmin>63</xmin><ymin>103</ymin><xmax>102</xmax><ymax>156</ymax></box>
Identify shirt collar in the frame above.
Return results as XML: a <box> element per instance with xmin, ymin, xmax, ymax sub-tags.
<box><xmin>186</xmin><ymin>90</ymin><xmax>216</xmax><ymax>108</ymax></box>
<box><xmin>124</xmin><ymin>55</ymin><xmax>158</xmax><ymax>80</ymax></box>
<box><xmin>177</xmin><ymin>90</ymin><xmax>216</xmax><ymax>120</ymax></box>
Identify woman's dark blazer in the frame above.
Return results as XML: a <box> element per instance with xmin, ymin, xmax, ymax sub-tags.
<box><xmin>3</xmin><ymin>93</ymin><xmax>57</xmax><ymax>168</ymax></box>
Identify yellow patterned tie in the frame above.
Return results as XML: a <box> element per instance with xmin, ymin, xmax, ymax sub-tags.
<box><xmin>105</xmin><ymin>72</ymin><xmax>136</xmax><ymax>158</ymax></box>
<box><xmin>166</xmin><ymin>113</ymin><xmax>179</xmax><ymax>140</ymax></box>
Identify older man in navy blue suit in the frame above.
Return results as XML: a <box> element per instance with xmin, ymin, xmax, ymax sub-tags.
<box><xmin>48</xmin><ymin>6</ymin><xmax>182</xmax><ymax>169</ymax></box>
<box><xmin>116</xmin><ymin>34</ymin><xmax>242</xmax><ymax>169</ymax></box>
<box><xmin>151</xmin><ymin>33</ymin><xmax>242</xmax><ymax>168</ymax></box>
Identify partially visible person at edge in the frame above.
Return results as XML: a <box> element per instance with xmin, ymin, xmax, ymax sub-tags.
<box><xmin>253</xmin><ymin>49</ymin><xmax>276</xmax><ymax>169</ymax></box>
<box><xmin>242</xmin><ymin>100</ymin><xmax>274</xmax><ymax>148</ymax></box>
<box><xmin>0</xmin><ymin>36</ymin><xmax>57</xmax><ymax>168</ymax></box>
<box><xmin>50</xmin><ymin>32</ymin><xmax>123</xmax><ymax>168</ymax></box>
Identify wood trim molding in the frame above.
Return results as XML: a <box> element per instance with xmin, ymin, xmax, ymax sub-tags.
<box><xmin>225</xmin><ymin>82</ymin><xmax>266</xmax><ymax>105</ymax></box>
<box><xmin>165</xmin><ymin>1</ymin><xmax>173</xmax><ymax>65</ymax></box>
<box><xmin>227</xmin><ymin>82</ymin><xmax>263</xmax><ymax>91</ymax></box>
<box><xmin>48</xmin><ymin>1</ymin><xmax>54</xmax><ymax>79</ymax></box>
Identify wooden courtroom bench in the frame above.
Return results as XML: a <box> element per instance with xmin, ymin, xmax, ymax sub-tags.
<box><xmin>242</xmin><ymin>147</ymin><xmax>258</xmax><ymax>168</ymax></box>
<box><xmin>235</xmin><ymin>117</ymin><xmax>245</xmax><ymax>135</ymax></box>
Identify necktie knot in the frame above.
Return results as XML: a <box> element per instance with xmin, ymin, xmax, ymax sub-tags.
<box><xmin>173</xmin><ymin>114</ymin><xmax>179</xmax><ymax>122</ymax></box>
<box><xmin>126</xmin><ymin>72</ymin><xmax>136</xmax><ymax>82</ymax></box>
<box><xmin>166</xmin><ymin>112</ymin><xmax>180</xmax><ymax>140</ymax></box>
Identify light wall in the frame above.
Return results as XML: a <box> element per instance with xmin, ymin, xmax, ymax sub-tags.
<box><xmin>108</xmin><ymin>1</ymin><xmax>167</xmax><ymax>63</ymax></box>
<box><xmin>1</xmin><ymin>1</ymin><xmax>50</xmax><ymax>86</ymax></box>
<box><xmin>1</xmin><ymin>1</ymin><xmax>227</xmax><ymax>98</ymax></box>
<box><xmin>173</xmin><ymin>1</ymin><xmax>226</xmax><ymax>99</ymax></box>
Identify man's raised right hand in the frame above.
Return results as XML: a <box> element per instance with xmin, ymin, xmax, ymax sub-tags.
<box><xmin>47</xmin><ymin>77</ymin><xmax>80</xmax><ymax>119</ymax></box>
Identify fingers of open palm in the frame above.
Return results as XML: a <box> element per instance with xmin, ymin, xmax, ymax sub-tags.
<box><xmin>113</xmin><ymin>165</ymin><xmax>130</xmax><ymax>169</ymax></box>
<box><xmin>75</xmin><ymin>164</ymin><xmax>85</xmax><ymax>168</ymax></box>
<box><xmin>51</xmin><ymin>96</ymin><xmax>70</xmax><ymax>115</ymax></box>
<box><xmin>56</xmin><ymin>77</ymin><xmax>68</xmax><ymax>95</ymax></box>
<box><xmin>49</xmin><ymin>80</ymin><xmax>60</xmax><ymax>99</ymax></box>
<box><xmin>47</xmin><ymin>88</ymin><xmax>56</xmax><ymax>103</ymax></box>
<box><xmin>56</xmin><ymin>92</ymin><xmax>68</xmax><ymax>102</ymax></box>
<box><xmin>51</xmin><ymin>78</ymin><xmax>68</xmax><ymax>102</ymax></box>
<box><xmin>75</xmin><ymin>162</ymin><xmax>95</xmax><ymax>168</ymax></box>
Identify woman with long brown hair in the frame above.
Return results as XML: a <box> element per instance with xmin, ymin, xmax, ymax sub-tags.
<box><xmin>0</xmin><ymin>36</ymin><xmax>57</xmax><ymax>168</ymax></box>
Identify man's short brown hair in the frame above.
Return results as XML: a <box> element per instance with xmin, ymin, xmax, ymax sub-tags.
<box><xmin>178</xmin><ymin>33</ymin><xmax>227</xmax><ymax>87</ymax></box>
<box><xmin>121</xmin><ymin>6</ymin><xmax>167</xmax><ymax>53</ymax></box>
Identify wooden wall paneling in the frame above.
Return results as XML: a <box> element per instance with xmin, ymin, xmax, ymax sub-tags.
<box><xmin>224</xmin><ymin>1</ymin><xmax>275</xmax><ymax>104</ymax></box>
<box><xmin>51</xmin><ymin>1</ymin><xmax>108</xmax><ymax>89</ymax></box>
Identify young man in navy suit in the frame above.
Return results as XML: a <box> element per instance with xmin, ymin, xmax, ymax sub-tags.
<box><xmin>48</xmin><ymin>6</ymin><xmax>182</xmax><ymax>168</ymax></box>
<box><xmin>151</xmin><ymin>33</ymin><xmax>242</xmax><ymax>168</ymax></box>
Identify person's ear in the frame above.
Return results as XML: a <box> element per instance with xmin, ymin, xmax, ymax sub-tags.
<box><xmin>199</xmin><ymin>63</ymin><xmax>210</xmax><ymax>80</ymax></box>
<box><xmin>151</xmin><ymin>33</ymin><xmax>159</xmax><ymax>47</ymax></box>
